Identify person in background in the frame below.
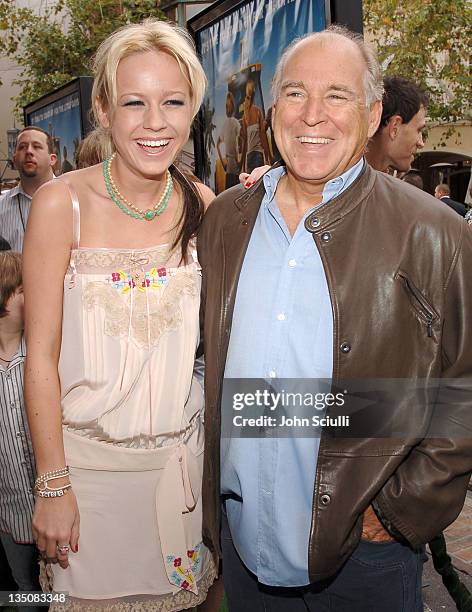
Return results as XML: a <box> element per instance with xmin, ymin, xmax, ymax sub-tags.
<box><xmin>217</xmin><ymin>92</ymin><xmax>241</xmax><ymax>189</ymax></box>
<box><xmin>264</xmin><ymin>106</ymin><xmax>281</xmax><ymax>164</ymax></box>
<box><xmin>402</xmin><ymin>172</ymin><xmax>424</xmax><ymax>190</ymax></box>
<box><xmin>0</xmin><ymin>127</ymin><xmax>56</xmax><ymax>251</ymax></box>
<box><xmin>75</xmin><ymin>130</ymin><xmax>110</xmax><ymax>169</ymax></box>
<box><xmin>0</xmin><ymin>251</ymin><xmax>41</xmax><ymax>610</ymax></box>
<box><xmin>365</xmin><ymin>76</ymin><xmax>428</xmax><ymax>174</ymax></box>
<box><xmin>434</xmin><ymin>183</ymin><xmax>466</xmax><ymax>217</ymax></box>
<box><xmin>240</xmin><ymin>79</ymin><xmax>270</xmax><ymax>173</ymax></box>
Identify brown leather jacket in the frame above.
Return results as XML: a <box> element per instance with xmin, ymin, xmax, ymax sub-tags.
<box><xmin>197</xmin><ymin>163</ymin><xmax>472</xmax><ymax>582</ymax></box>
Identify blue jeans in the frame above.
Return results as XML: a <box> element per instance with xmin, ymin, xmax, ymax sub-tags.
<box><xmin>1</xmin><ymin>533</ymin><xmax>40</xmax><ymax>591</ymax></box>
<box><xmin>221</xmin><ymin>511</ymin><xmax>425</xmax><ymax>611</ymax></box>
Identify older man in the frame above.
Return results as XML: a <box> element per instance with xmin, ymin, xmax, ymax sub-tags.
<box><xmin>0</xmin><ymin>127</ymin><xmax>56</xmax><ymax>251</ymax></box>
<box><xmin>198</xmin><ymin>26</ymin><xmax>472</xmax><ymax>611</ymax></box>
<box><xmin>241</xmin><ymin>75</ymin><xmax>428</xmax><ymax>185</ymax></box>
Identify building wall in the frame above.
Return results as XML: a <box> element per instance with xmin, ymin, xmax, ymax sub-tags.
<box><xmin>0</xmin><ymin>57</ymin><xmax>21</xmax><ymax>181</ymax></box>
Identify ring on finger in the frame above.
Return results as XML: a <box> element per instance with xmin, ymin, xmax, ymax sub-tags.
<box><xmin>56</xmin><ymin>544</ymin><xmax>70</xmax><ymax>555</ymax></box>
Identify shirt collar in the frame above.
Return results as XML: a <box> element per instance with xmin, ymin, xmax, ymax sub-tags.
<box><xmin>0</xmin><ymin>335</ymin><xmax>25</xmax><ymax>372</ymax></box>
<box><xmin>8</xmin><ymin>174</ymin><xmax>56</xmax><ymax>200</ymax></box>
<box><xmin>9</xmin><ymin>183</ymin><xmax>32</xmax><ymax>200</ymax></box>
<box><xmin>262</xmin><ymin>165</ymin><xmax>286</xmax><ymax>203</ymax></box>
<box><xmin>262</xmin><ymin>158</ymin><xmax>365</xmax><ymax>206</ymax></box>
<box><xmin>322</xmin><ymin>157</ymin><xmax>364</xmax><ymax>204</ymax></box>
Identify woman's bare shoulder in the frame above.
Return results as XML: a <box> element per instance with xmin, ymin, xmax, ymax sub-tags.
<box><xmin>57</xmin><ymin>164</ymin><xmax>103</xmax><ymax>190</ymax></box>
<box><xmin>35</xmin><ymin>165</ymin><xmax>101</xmax><ymax>197</ymax></box>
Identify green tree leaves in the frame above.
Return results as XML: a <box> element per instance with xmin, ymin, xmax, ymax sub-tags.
<box><xmin>0</xmin><ymin>0</ymin><xmax>164</xmax><ymax>118</ymax></box>
<box><xmin>364</xmin><ymin>0</ymin><xmax>471</xmax><ymax>128</ymax></box>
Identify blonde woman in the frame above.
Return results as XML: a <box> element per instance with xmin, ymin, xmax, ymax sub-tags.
<box><xmin>23</xmin><ymin>19</ymin><xmax>217</xmax><ymax>610</ymax></box>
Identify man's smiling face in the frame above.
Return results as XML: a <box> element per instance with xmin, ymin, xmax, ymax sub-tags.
<box><xmin>272</xmin><ymin>35</ymin><xmax>381</xmax><ymax>186</ymax></box>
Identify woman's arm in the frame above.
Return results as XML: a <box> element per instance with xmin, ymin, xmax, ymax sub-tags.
<box><xmin>23</xmin><ymin>180</ymin><xmax>80</xmax><ymax>568</ymax></box>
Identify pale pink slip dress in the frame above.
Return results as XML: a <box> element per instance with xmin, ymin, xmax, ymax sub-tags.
<box><xmin>41</xmin><ymin>180</ymin><xmax>216</xmax><ymax>610</ymax></box>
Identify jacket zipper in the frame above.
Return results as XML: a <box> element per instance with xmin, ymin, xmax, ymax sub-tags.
<box><xmin>396</xmin><ymin>271</ymin><xmax>438</xmax><ymax>337</ymax></box>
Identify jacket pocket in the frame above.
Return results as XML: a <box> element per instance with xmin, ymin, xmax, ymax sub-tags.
<box><xmin>395</xmin><ymin>270</ymin><xmax>439</xmax><ymax>338</ymax></box>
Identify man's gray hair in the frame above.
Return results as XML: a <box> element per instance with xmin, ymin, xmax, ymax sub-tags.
<box><xmin>271</xmin><ymin>25</ymin><xmax>384</xmax><ymax>107</ymax></box>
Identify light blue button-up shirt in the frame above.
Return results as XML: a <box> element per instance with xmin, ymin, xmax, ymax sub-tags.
<box><xmin>221</xmin><ymin>158</ymin><xmax>364</xmax><ymax>586</ymax></box>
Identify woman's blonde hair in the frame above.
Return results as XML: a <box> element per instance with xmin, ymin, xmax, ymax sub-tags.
<box><xmin>91</xmin><ymin>18</ymin><xmax>206</xmax><ymax>126</ymax></box>
<box><xmin>89</xmin><ymin>19</ymin><xmax>208</xmax><ymax>264</ymax></box>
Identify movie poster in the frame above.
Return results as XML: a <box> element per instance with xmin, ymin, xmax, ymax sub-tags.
<box><xmin>29</xmin><ymin>91</ymin><xmax>82</xmax><ymax>174</ymax></box>
<box><xmin>196</xmin><ymin>0</ymin><xmax>327</xmax><ymax>193</ymax></box>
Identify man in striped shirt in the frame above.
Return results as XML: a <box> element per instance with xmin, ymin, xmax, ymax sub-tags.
<box><xmin>0</xmin><ymin>251</ymin><xmax>40</xmax><ymax>596</ymax></box>
<box><xmin>0</xmin><ymin>127</ymin><xmax>56</xmax><ymax>251</ymax></box>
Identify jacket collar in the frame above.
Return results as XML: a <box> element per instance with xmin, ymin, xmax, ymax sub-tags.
<box><xmin>233</xmin><ymin>159</ymin><xmax>285</xmax><ymax>212</ymax></box>
<box><xmin>231</xmin><ymin>161</ymin><xmax>378</xmax><ymax>232</ymax></box>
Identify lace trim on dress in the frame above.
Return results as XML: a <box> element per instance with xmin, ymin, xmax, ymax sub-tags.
<box><xmin>71</xmin><ymin>245</ymin><xmax>174</xmax><ymax>272</ymax></box>
<box><xmin>42</xmin><ymin>556</ymin><xmax>217</xmax><ymax>611</ymax></box>
<box><xmin>82</xmin><ymin>270</ymin><xmax>197</xmax><ymax>348</ymax></box>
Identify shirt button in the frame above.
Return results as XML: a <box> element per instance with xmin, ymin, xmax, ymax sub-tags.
<box><xmin>320</xmin><ymin>494</ymin><xmax>331</xmax><ymax>506</ymax></box>
<box><xmin>321</xmin><ymin>231</ymin><xmax>332</xmax><ymax>242</ymax></box>
<box><xmin>277</xmin><ymin>313</ymin><xmax>286</xmax><ymax>321</ymax></box>
<box><xmin>288</xmin><ymin>259</ymin><xmax>297</xmax><ymax>268</ymax></box>
<box><xmin>268</xmin><ymin>370</ymin><xmax>277</xmax><ymax>378</ymax></box>
<box><xmin>10</xmin><ymin>402</ymin><xmax>15</xmax><ymax>408</ymax></box>
<box><xmin>15</xmin><ymin>432</ymin><xmax>21</xmax><ymax>437</ymax></box>
<box><xmin>340</xmin><ymin>342</ymin><xmax>351</xmax><ymax>353</ymax></box>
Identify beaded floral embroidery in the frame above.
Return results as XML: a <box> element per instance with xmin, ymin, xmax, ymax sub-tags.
<box><xmin>109</xmin><ymin>267</ymin><xmax>168</xmax><ymax>293</ymax></box>
<box><xmin>83</xmin><ymin>270</ymin><xmax>198</xmax><ymax>348</ymax></box>
<box><xmin>166</xmin><ymin>542</ymin><xmax>202</xmax><ymax>592</ymax></box>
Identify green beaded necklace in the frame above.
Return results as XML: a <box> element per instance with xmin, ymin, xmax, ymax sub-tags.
<box><xmin>103</xmin><ymin>153</ymin><xmax>173</xmax><ymax>221</ymax></box>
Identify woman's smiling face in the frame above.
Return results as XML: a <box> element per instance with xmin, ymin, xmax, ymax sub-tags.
<box><xmin>100</xmin><ymin>49</ymin><xmax>193</xmax><ymax>179</ymax></box>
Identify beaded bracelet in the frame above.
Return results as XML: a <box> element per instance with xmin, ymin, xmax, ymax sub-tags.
<box><xmin>35</xmin><ymin>467</ymin><xmax>71</xmax><ymax>496</ymax></box>
<box><xmin>35</xmin><ymin>466</ymin><xmax>70</xmax><ymax>487</ymax></box>
<box><xmin>36</xmin><ymin>485</ymin><xmax>72</xmax><ymax>499</ymax></box>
